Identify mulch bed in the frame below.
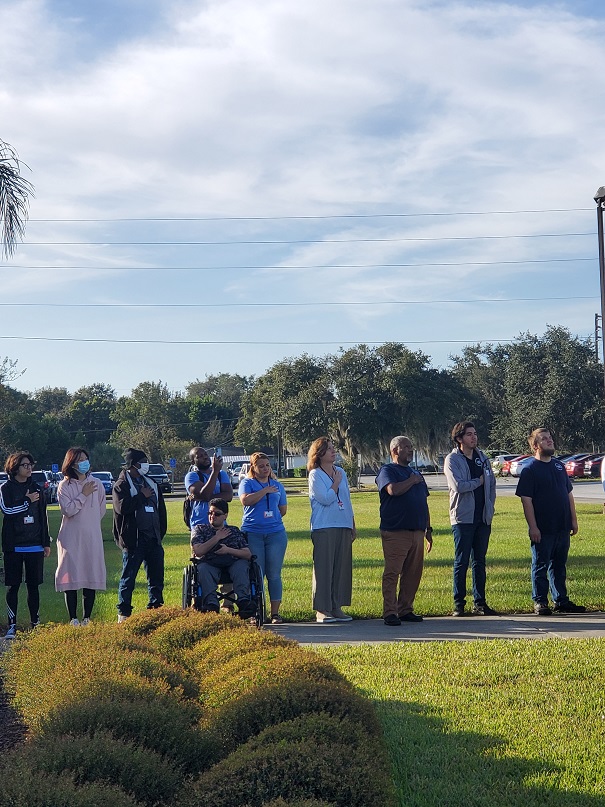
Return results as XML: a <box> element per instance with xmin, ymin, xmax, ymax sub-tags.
<box><xmin>0</xmin><ymin>671</ymin><xmax>26</xmax><ymax>751</ymax></box>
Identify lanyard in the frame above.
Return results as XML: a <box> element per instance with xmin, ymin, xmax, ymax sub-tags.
<box><xmin>320</xmin><ymin>467</ymin><xmax>342</xmax><ymax>504</ymax></box>
<box><xmin>254</xmin><ymin>479</ymin><xmax>272</xmax><ymax>510</ymax></box>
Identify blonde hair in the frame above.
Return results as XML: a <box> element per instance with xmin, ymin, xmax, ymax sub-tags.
<box><xmin>247</xmin><ymin>452</ymin><xmax>273</xmax><ymax>478</ymax></box>
<box><xmin>528</xmin><ymin>427</ymin><xmax>551</xmax><ymax>451</ymax></box>
<box><xmin>307</xmin><ymin>437</ymin><xmax>331</xmax><ymax>471</ymax></box>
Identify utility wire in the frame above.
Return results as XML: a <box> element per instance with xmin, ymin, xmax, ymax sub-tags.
<box><xmin>2</xmin><ymin>232</ymin><xmax>595</xmax><ymax>246</ymax></box>
<box><xmin>26</xmin><ymin>207</ymin><xmax>593</xmax><ymax>222</ymax></box>
<box><xmin>0</xmin><ymin>295</ymin><xmax>597</xmax><ymax>310</ymax></box>
<box><xmin>0</xmin><ymin>335</ymin><xmax>517</xmax><ymax>346</ymax></box>
<box><xmin>1</xmin><ymin>257</ymin><xmax>596</xmax><ymax>271</ymax></box>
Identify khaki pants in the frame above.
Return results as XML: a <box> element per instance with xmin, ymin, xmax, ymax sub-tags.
<box><xmin>380</xmin><ymin>529</ymin><xmax>425</xmax><ymax>617</ymax></box>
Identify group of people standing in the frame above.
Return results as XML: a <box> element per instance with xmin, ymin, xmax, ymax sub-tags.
<box><xmin>376</xmin><ymin>421</ymin><xmax>585</xmax><ymax>626</ymax></box>
<box><xmin>1</xmin><ymin>421</ymin><xmax>586</xmax><ymax>636</ymax></box>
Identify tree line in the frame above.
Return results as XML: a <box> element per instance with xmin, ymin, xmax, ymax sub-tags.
<box><xmin>1</xmin><ymin>326</ymin><xmax>603</xmax><ymax>474</ymax></box>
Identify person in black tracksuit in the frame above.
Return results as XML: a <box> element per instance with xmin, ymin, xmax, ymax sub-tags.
<box><xmin>0</xmin><ymin>452</ymin><xmax>51</xmax><ymax>639</ymax></box>
<box><xmin>113</xmin><ymin>448</ymin><xmax>167</xmax><ymax>622</ymax></box>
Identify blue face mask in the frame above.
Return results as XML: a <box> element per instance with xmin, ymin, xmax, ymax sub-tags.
<box><xmin>77</xmin><ymin>459</ymin><xmax>90</xmax><ymax>474</ymax></box>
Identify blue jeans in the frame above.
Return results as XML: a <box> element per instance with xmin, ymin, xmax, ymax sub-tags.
<box><xmin>117</xmin><ymin>538</ymin><xmax>164</xmax><ymax>616</ymax></box>
<box><xmin>452</xmin><ymin>522</ymin><xmax>491</xmax><ymax>607</ymax></box>
<box><xmin>531</xmin><ymin>531</ymin><xmax>570</xmax><ymax>605</ymax></box>
<box><xmin>246</xmin><ymin>529</ymin><xmax>288</xmax><ymax>601</ymax></box>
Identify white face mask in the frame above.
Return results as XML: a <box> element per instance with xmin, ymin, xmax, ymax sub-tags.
<box><xmin>137</xmin><ymin>462</ymin><xmax>150</xmax><ymax>475</ymax></box>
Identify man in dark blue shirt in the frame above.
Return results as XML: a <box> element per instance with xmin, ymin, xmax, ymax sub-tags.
<box><xmin>376</xmin><ymin>435</ymin><xmax>433</xmax><ymax>626</ymax></box>
<box><xmin>516</xmin><ymin>428</ymin><xmax>585</xmax><ymax>616</ymax></box>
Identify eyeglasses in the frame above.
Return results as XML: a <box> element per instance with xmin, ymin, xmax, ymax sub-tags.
<box><xmin>208</xmin><ymin>510</ymin><xmax>225</xmax><ymax>517</ymax></box>
<box><xmin>19</xmin><ymin>462</ymin><xmax>33</xmax><ymax>469</ymax></box>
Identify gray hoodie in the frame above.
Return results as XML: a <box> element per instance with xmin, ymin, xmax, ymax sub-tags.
<box><xmin>443</xmin><ymin>448</ymin><xmax>496</xmax><ymax>526</ymax></box>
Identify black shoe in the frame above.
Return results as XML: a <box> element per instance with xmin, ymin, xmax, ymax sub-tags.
<box><xmin>552</xmin><ymin>600</ymin><xmax>586</xmax><ymax>614</ymax></box>
<box><xmin>452</xmin><ymin>605</ymin><xmax>466</xmax><ymax>617</ymax></box>
<box><xmin>384</xmin><ymin>614</ymin><xmax>401</xmax><ymax>626</ymax></box>
<box><xmin>400</xmin><ymin>612</ymin><xmax>423</xmax><ymax>622</ymax></box>
<box><xmin>534</xmin><ymin>602</ymin><xmax>552</xmax><ymax>616</ymax></box>
<box><xmin>202</xmin><ymin>604</ymin><xmax>220</xmax><ymax>614</ymax></box>
<box><xmin>471</xmin><ymin>604</ymin><xmax>498</xmax><ymax>616</ymax></box>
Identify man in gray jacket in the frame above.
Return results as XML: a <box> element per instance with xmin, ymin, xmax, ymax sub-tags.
<box><xmin>444</xmin><ymin>421</ymin><xmax>497</xmax><ymax>616</ymax></box>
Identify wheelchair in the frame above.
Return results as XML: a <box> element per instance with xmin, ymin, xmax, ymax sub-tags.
<box><xmin>182</xmin><ymin>554</ymin><xmax>266</xmax><ymax>629</ymax></box>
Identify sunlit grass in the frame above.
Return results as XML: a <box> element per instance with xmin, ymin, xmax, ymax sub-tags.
<box><xmin>319</xmin><ymin>640</ymin><xmax>605</xmax><ymax>806</ymax></box>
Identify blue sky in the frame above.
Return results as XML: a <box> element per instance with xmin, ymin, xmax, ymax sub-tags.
<box><xmin>1</xmin><ymin>0</ymin><xmax>604</xmax><ymax>396</ymax></box>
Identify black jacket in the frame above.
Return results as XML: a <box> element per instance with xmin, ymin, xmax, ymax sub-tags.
<box><xmin>0</xmin><ymin>478</ymin><xmax>50</xmax><ymax>552</ymax></box>
<box><xmin>112</xmin><ymin>470</ymin><xmax>167</xmax><ymax>550</ymax></box>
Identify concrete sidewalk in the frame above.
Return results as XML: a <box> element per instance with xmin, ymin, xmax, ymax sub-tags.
<box><xmin>268</xmin><ymin>611</ymin><xmax>605</xmax><ymax>645</ymax></box>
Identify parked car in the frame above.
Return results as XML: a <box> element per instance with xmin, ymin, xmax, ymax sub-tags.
<box><xmin>510</xmin><ymin>456</ymin><xmax>534</xmax><ymax>477</ymax></box>
<box><xmin>146</xmin><ymin>464</ymin><xmax>172</xmax><ymax>493</ymax></box>
<box><xmin>491</xmin><ymin>454</ymin><xmax>518</xmax><ymax>475</ymax></box>
<box><xmin>584</xmin><ymin>455</ymin><xmax>605</xmax><ymax>478</ymax></box>
<box><xmin>238</xmin><ymin>463</ymin><xmax>250</xmax><ymax>486</ymax></box>
<box><xmin>501</xmin><ymin>455</ymin><xmax>529</xmax><ymax>477</ymax></box>
<box><xmin>227</xmin><ymin>461</ymin><xmax>246</xmax><ymax>487</ymax></box>
<box><xmin>564</xmin><ymin>453</ymin><xmax>595</xmax><ymax>478</ymax></box>
<box><xmin>91</xmin><ymin>471</ymin><xmax>115</xmax><ymax>495</ymax></box>
<box><xmin>30</xmin><ymin>470</ymin><xmax>58</xmax><ymax>504</ymax></box>
<box><xmin>0</xmin><ymin>472</ymin><xmax>8</xmax><ymax>484</ymax></box>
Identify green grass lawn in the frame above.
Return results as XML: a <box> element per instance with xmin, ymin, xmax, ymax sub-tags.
<box><xmin>319</xmin><ymin>640</ymin><xmax>605</xmax><ymax>806</ymax></box>
<box><xmin>5</xmin><ymin>489</ymin><xmax>605</xmax><ymax>626</ymax></box>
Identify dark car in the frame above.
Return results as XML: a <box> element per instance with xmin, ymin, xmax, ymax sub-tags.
<box><xmin>30</xmin><ymin>470</ymin><xmax>58</xmax><ymax>504</ymax></box>
<box><xmin>564</xmin><ymin>453</ymin><xmax>596</xmax><ymax>478</ymax></box>
<box><xmin>147</xmin><ymin>464</ymin><xmax>172</xmax><ymax>493</ymax></box>
<box><xmin>91</xmin><ymin>471</ymin><xmax>115</xmax><ymax>495</ymax></box>
<box><xmin>584</xmin><ymin>455</ymin><xmax>605</xmax><ymax>478</ymax></box>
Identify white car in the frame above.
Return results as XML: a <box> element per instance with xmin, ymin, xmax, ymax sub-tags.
<box><xmin>238</xmin><ymin>463</ymin><xmax>250</xmax><ymax>485</ymax></box>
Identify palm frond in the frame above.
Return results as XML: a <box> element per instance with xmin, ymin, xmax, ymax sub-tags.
<box><xmin>0</xmin><ymin>139</ymin><xmax>35</xmax><ymax>259</ymax></box>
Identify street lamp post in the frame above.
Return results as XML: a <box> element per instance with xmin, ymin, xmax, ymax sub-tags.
<box><xmin>595</xmin><ymin>187</ymin><xmax>605</xmax><ymax>394</ymax></box>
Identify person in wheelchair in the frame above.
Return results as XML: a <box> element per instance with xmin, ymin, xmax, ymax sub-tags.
<box><xmin>191</xmin><ymin>498</ymin><xmax>254</xmax><ymax>618</ymax></box>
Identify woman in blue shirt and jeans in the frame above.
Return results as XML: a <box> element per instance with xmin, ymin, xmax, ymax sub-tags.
<box><xmin>239</xmin><ymin>452</ymin><xmax>288</xmax><ymax>624</ymax></box>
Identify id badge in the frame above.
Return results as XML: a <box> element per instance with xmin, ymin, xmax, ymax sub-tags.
<box><xmin>23</xmin><ymin>515</ymin><xmax>34</xmax><ymax>524</ymax></box>
<box><xmin>338</xmin><ymin>501</ymin><xmax>344</xmax><ymax>511</ymax></box>
<box><xmin>264</xmin><ymin>510</ymin><xmax>274</xmax><ymax>519</ymax></box>
<box><xmin>145</xmin><ymin>505</ymin><xmax>155</xmax><ymax>513</ymax></box>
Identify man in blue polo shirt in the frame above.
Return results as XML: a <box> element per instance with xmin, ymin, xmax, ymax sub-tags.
<box><xmin>516</xmin><ymin>427</ymin><xmax>585</xmax><ymax>616</ymax></box>
<box><xmin>184</xmin><ymin>447</ymin><xmax>233</xmax><ymax>530</ymax></box>
<box><xmin>376</xmin><ymin>435</ymin><xmax>433</xmax><ymax>626</ymax></box>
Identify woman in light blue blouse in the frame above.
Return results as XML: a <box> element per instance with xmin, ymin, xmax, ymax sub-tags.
<box><xmin>307</xmin><ymin>437</ymin><xmax>355</xmax><ymax>623</ymax></box>
<box><xmin>239</xmin><ymin>452</ymin><xmax>288</xmax><ymax>624</ymax></box>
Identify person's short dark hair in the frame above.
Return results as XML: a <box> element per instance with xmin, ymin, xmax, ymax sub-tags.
<box><xmin>62</xmin><ymin>447</ymin><xmax>89</xmax><ymax>480</ymax></box>
<box><xmin>451</xmin><ymin>421</ymin><xmax>476</xmax><ymax>448</ymax></box>
<box><xmin>209</xmin><ymin>497</ymin><xmax>229</xmax><ymax>515</ymax></box>
<box><xmin>4</xmin><ymin>451</ymin><xmax>35</xmax><ymax>478</ymax></box>
<box><xmin>123</xmin><ymin>448</ymin><xmax>147</xmax><ymax>468</ymax></box>
<box><xmin>528</xmin><ymin>427</ymin><xmax>552</xmax><ymax>451</ymax></box>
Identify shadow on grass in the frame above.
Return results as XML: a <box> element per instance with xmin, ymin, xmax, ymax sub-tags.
<box><xmin>379</xmin><ymin>699</ymin><xmax>605</xmax><ymax>807</ymax></box>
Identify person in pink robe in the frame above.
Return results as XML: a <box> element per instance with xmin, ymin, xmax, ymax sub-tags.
<box><xmin>55</xmin><ymin>447</ymin><xmax>107</xmax><ymax>625</ymax></box>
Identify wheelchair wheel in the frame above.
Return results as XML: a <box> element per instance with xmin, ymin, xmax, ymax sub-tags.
<box><xmin>182</xmin><ymin>565</ymin><xmax>193</xmax><ymax>610</ymax></box>
<box><xmin>249</xmin><ymin>558</ymin><xmax>266</xmax><ymax>630</ymax></box>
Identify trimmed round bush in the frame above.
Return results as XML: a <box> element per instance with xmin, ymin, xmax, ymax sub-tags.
<box><xmin>261</xmin><ymin>801</ymin><xmax>335</xmax><ymax>807</ymax></box>
<box><xmin>180</xmin><ymin>723</ymin><xmax>395</xmax><ymax>807</ymax></box>
<box><xmin>119</xmin><ymin>606</ymin><xmax>186</xmax><ymax>636</ymax></box>
<box><xmin>198</xmin><ymin>646</ymin><xmax>348</xmax><ymax>708</ymax></box>
<box><xmin>188</xmin><ymin>626</ymin><xmax>296</xmax><ymax>678</ymax></box>
<box><xmin>14</xmin><ymin>731</ymin><xmax>182</xmax><ymax>807</ymax></box>
<box><xmin>1</xmin><ymin>624</ymin><xmax>196</xmax><ymax>729</ymax></box>
<box><xmin>202</xmin><ymin>677</ymin><xmax>381</xmax><ymax>754</ymax></box>
<box><xmin>0</xmin><ymin>754</ymin><xmax>138</xmax><ymax>807</ymax></box>
<box><xmin>148</xmin><ymin>610</ymin><xmax>245</xmax><ymax>661</ymax></box>
<box><xmin>41</xmin><ymin>695</ymin><xmax>212</xmax><ymax>773</ymax></box>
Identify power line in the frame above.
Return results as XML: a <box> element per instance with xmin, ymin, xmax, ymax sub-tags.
<box><xmin>2</xmin><ymin>232</ymin><xmax>595</xmax><ymax>246</ymax></box>
<box><xmin>0</xmin><ymin>295</ymin><xmax>597</xmax><ymax>310</ymax></box>
<box><xmin>26</xmin><ymin>207</ymin><xmax>593</xmax><ymax>222</ymax></box>
<box><xmin>0</xmin><ymin>335</ymin><xmax>517</xmax><ymax>346</ymax></box>
<box><xmin>1</xmin><ymin>257</ymin><xmax>596</xmax><ymax>271</ymax></box>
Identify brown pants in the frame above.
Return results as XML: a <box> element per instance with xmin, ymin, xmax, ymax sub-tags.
<box><xmin>380</xmin><ymin>529</ymin><xmax>425</xmax><ymax>617</ymax></box>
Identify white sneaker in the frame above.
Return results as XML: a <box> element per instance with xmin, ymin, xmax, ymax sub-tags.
<box><xmin>117</xmin><ymin>614</ymin><xmax>129</xmax><ymax>623</ymax></box>
<box><xmin>4</xmin><ymin>624</ymin><xmax>17</xmax><ymax>640</ymax></box>
<box><xmin>332</xmin><ymin>607</ymin><xmax>353</xmax><ymax>622</ymax></box>
<box><xmin>316</xmin><ymin>611</ymin><xmax>338</xmax><ymax>623</ymax></box>
<box><xmin>81</xmin><ymin>618</ymin><xmax>91</xmax><ymax>626</ymax></box>
<box><xmin>69</xmin><ymin>618</ymin><xmax>80</xmax><ymax>627</ymax></box>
